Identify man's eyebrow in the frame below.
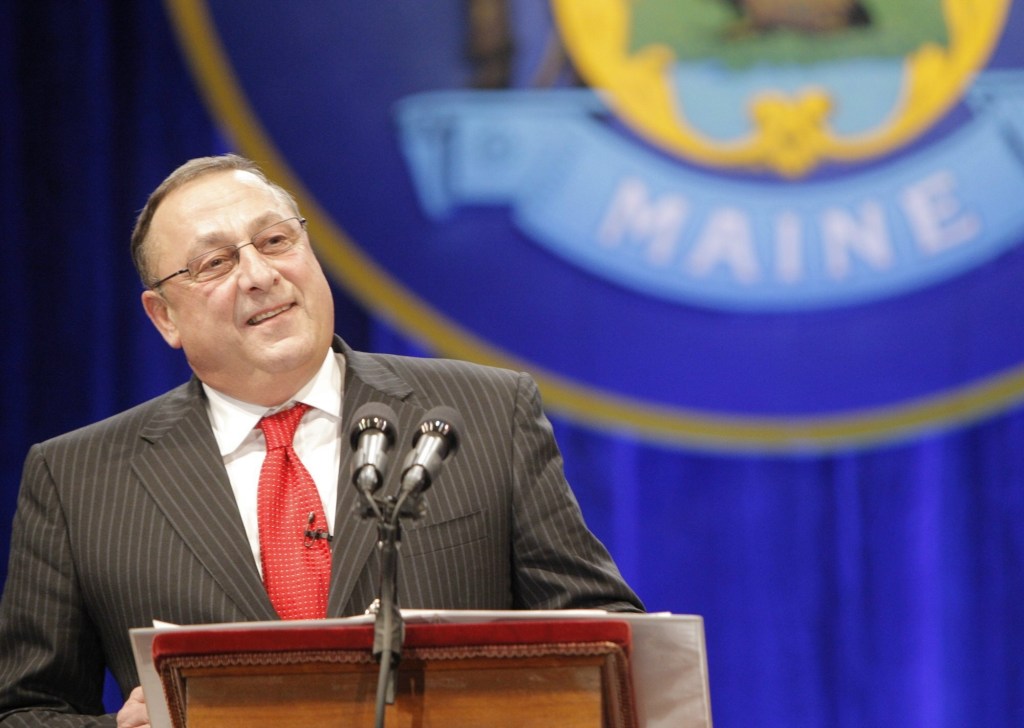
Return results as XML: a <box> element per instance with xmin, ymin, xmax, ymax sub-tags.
<box><xmin>248</xmin><ymin>211</ymin><xmax>285</xmax><ymax>232</ymax></box>
<box><xmin>186</xmin><ymin>212</ymin><xmax>287</xmax><ymax>256</ymax></box>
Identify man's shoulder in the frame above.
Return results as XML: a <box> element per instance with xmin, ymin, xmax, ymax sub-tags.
<box><xmin>36</xmin><ymin>380</ymin><xmax>197</xmax><ymax>452</ymax></box>
<box><xmin>354</xmin><ymin>349</ymin><xmax>525</xmax><ymax>392</ymax></box>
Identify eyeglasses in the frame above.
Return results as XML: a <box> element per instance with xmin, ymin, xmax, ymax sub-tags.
<box><xmin>150</xmin><ymin>217</ymin><xmax>308</xmax><ymax>289</ymax></box>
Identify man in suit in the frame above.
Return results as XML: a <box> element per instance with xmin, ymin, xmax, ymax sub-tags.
<box><xmin>0</xmin><ymin>155</ymin><xmax>642</xmax><ymax>726</ymax></box>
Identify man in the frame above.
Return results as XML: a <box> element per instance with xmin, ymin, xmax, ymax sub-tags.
<box><xmin>0</xmin><ymin>154</ymin><xmax>642</xmax><ymax>726</ymax></box>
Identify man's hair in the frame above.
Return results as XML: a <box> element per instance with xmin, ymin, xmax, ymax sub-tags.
<box><xmin>131</xmin><ymin>154</ymin><xmax>299</xmax><ymax>287</ymax></box>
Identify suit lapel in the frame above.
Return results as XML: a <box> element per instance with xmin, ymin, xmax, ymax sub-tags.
<box><xmin>328</xmin><ymin>341</ymin><xmax>426</xmax><ymax>616</ymax></box>
<box><xmin>128</xmin><ymin>340</ymin><xmax>429</xmax><ymax>622</ymax></box>
<box><xmin>132</xmin><ymin>379</ymin><xmax>277</xmax><ymax>622</ymax></box>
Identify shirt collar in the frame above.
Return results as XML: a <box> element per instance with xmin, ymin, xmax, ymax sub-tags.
<box><xmin>203</xmin><ymin>349</ymin><xmax>345</xmax><ymax>456</ymax></box>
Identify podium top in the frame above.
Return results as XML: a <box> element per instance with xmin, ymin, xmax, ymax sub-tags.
<box><xmin>132</xmin><ymin>610</ymin><xmax>711</xmax><ymax>728</ymax></box>
<box><xmin>152</xmin><ymin>618</ymin><xmax>633</xmax><ymax>666</ymax></box>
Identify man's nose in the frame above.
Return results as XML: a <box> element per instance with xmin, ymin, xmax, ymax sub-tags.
<box><xmin>235</xmin><ymin>244</ymin><xmax>277</xmax><ymax>289</ymax></box>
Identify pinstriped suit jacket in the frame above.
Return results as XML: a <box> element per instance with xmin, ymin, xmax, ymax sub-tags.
<box><xmin>0</xmin><ymin>336</ymin><xmax>642</xmax><ymax>725</ymax></box>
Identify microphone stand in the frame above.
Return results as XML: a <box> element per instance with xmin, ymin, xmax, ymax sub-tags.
<box><xmin>356</xmin><ymin>484</ymin><xmax>427</xmax><ymax>728</ymax></box>
<box><xmin>351</xmin><ymin>406</ymin><xmax>458</xmax><ymax>728</ymax></box>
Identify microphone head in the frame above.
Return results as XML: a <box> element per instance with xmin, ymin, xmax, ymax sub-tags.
<box><xmin>411</xmin><ymin>406</ymin><xmax>464</xmax><ymax>455</ymax></box>
<box><xmin>348</xmin><ymin>402</ymin><xmax>398</xmax><ymax>449</ymax></box>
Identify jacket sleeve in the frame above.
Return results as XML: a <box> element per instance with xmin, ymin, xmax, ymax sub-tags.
<box><xmin>0</xmin><ymin>444</ymin><xmax>116</xmax><ymax>727</ymax></box>
<box><xmin>508</xmin><ymin>372</ymin><xmax>644</xmax><ymax>612</ymax></box>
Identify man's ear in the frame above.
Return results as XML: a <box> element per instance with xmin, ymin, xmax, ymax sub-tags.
<box><xmin>141</xmin><ymin>290</ymin><xmax>183</xmax><ymax>349</ymax></box>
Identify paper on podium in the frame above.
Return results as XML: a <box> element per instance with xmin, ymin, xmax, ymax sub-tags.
<box><xmin>130</xmin><ymin>610</ymin><xmax>711</xmax><ymax>728</ymax></box>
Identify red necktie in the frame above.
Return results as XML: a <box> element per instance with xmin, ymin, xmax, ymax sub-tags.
<box><xmin>257</xmin><ymin>403</ymin><xmax>331</xmax><ymax>619</ymax></box>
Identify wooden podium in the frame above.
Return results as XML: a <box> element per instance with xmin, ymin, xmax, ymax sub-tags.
<box><xmin>151</xmin><ymin>619</ymin><xmax>637</xmax><ymax>728</ymax></box>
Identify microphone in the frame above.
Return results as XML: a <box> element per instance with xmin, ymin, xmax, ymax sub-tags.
<box><xmin>399</xmin><ymin>406</ymin><xmax>464</xmax><ymax>497</ymax></box>
<box><xmin>348</xmin><ymin>402</ymin><xmax>398</xmax><ymax>495</ymax></box>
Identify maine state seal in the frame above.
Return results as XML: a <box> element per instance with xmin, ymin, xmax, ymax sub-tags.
<box><xmin>168</xmin><ymin>0</ymin><xmax>1024</xmax><ymax>451</ymax></box>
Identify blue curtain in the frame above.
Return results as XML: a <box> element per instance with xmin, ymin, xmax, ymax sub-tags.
<box><xmin>2</xmin><ymin>3</ymin><xmax>1022</xmax><ymax>727</ymax></box>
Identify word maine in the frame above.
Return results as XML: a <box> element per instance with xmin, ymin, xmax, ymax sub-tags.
<box><xmin>593</xmin><ymin>170</ymin><xmax>982</xmax><ymax>307</ymax></box>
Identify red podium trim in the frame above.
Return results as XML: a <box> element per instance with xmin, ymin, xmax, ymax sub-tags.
<box><xmin>152</xmin><ymin>619</ymin><xmax>636</xmax><ymax>727</ymax></box>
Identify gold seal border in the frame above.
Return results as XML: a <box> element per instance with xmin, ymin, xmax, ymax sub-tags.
<box><xmin>552</xmin><ymin>0</ymin><xmax>1010</xmax><ymax>177</ymax></box>
<box><xmin>163</xmin><ymin>0</ymin><xmax>1024</xmax><ymax>452</ymax></box>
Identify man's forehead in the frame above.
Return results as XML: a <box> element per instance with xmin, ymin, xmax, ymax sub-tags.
<box><xmin>167</xmin><ymin>169</ymin><xmax>277</xmax><ymax>210</ymax></box>
<box><xmin>156</xmin><ymin>172</ymin><xmax>287</xmax><ymax>229</ymax></box>
<box><xmin>147</xmin><ymin>171</ymin><xmax>294</xmax><ymax>261</ymax></box>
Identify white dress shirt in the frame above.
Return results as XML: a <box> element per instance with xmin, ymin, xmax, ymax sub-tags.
<box><xmin>203</xmin><ymin>350</ymin><xmax>345</xmax><ymax>576</ymax></box>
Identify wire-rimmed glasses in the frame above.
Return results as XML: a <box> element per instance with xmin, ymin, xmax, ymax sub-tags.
<box><xmin>150</xmin><ymin>216</ymin><xmax>307</xmax><ymax>289</ymax></box>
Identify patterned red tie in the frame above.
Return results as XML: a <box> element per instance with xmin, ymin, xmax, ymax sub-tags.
<box><xmin>257</xmin><ymin>403</ymin><xmax>331</xmax><ymax>619</ymax></box>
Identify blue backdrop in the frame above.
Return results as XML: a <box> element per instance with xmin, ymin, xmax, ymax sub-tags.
<box><xmin>2</xmin><ymin>2</ymin><xmax>1023</xmax><ymax>727</ymax></box>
